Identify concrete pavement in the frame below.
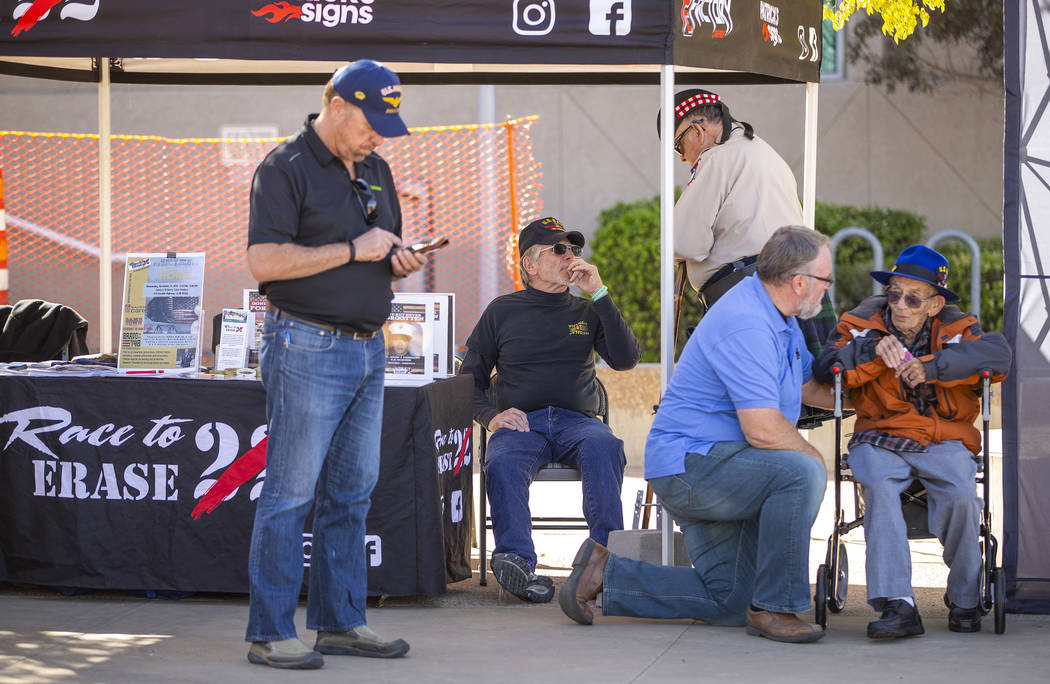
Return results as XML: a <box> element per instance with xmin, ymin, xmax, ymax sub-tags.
<box><xmin>4</xmin><ymin>432</ymin><xmax>1047</xmax><ymax>683</ymax></box>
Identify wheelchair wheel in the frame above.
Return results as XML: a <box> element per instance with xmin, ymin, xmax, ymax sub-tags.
<box><xmin>993</xmin><ymin>568</ymin><xmax>1006</xmax><ymax>634</ymax></box>
<box><xmin>814</xmin><ymin>564</ymin><xmax>829</xmax><ymax>628</ymax></box>
<box><xmin>828</xmin><ymin>541</ymin><xmax>848</xmax><ymax>613</ymax></box>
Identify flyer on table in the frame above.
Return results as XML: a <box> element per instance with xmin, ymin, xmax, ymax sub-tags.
<box><xmin>117</xmin><ymin>252</ymin><xmax>205</xmax><ymax>372</ymax></box>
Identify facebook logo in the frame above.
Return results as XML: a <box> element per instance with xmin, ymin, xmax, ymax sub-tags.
<box><xmin>589</xmin><ymin>0</ymin><xmax>631</xmax><ymax>36</ymax></box>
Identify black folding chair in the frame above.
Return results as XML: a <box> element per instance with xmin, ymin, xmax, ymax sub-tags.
<box><xmin>477</xmin><ymin>376</ymin><xmax>610</xmax><ymax>586</ymax></box>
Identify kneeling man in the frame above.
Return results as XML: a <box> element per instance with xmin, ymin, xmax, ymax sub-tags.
<box><xmin>815</xmin><ymin>245</ymin><xmax>1011</xmax><ymax>637</ymax></box>
<box><xmin>460</xmin><ymin>217</ymin><xmax>640</xmax><ymax>603</ymax></box>
<box><xmin>560</xmin><ymin>226</ymin><xmax>834</xmax><ymax>643</ymax></box>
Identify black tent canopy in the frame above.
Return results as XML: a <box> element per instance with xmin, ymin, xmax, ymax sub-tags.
<box><xmin>2</xmin><ymin>0</ymin><xmax>825</xmax><ymax>566</ymax></box>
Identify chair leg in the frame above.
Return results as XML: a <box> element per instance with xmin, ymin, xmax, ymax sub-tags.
<box><xmin>479</xmin><ymin>463</ymin><xmax>487</xmax><ymax>586</ymax></box>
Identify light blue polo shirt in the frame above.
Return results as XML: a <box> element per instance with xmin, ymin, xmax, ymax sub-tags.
<box><xmin>645</xmin><ymin>274</ymin><xmax>812</xmax><ymax>479</ymax></box>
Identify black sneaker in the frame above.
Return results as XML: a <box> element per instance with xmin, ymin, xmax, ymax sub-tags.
<box><xmin>948</xmin><ymin>605</ymin><xmax>982</xmax><ymax>633</ymax></box>
<box><xmin>490</xmin><ymin>553</ymin><xmax>554</xmax><ymax>603</ymax></box>
<box><xmin>867</xmin><ymin>599</ymin><xmax>925</xmax><ymax>639</ymax></box>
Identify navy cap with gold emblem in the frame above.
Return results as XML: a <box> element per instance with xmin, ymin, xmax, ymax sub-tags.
<box><xmin>518</xmin><ymin>217</ymin><xmax>585</xmax><ymax>254</ymax></box>
<box><xmin>332</xmin><ymin>59</ymin><xmax>409</xmax><ymax>138</ymax></box>
<box><xmin>871</xmin><ymin>244</ymin><xmax>958</xmax><ymax>302</ymax></box>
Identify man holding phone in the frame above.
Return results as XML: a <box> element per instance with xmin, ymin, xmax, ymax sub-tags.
<box><xmin>459</xmin><ymin>217</ymin><xmax>641</xmax><ymax>603</ymax></box>
<box><xmin>244</xmin><ymin>59</ymin><xmax>425</xmax><ymax>669</ymax></box>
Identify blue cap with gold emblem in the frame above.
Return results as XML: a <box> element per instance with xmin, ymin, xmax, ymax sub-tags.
<box><xmin>871</xmin><ymin>244</ymin><xmax>958</xmax><ymax>302</ymax></box>
<box><xmin>332</xmin><ymin>59</ymin><xmax>409</xmax><ymax>138</ymax></box>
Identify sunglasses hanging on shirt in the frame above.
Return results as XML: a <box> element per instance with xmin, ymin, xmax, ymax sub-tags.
<box><xmin>351</xmin><ymin>178</ymin><xmax>378</xmax><ymax>225</ymax></box>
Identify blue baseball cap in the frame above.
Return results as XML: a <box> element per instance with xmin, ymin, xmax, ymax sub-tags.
<box><xmin>871</xmin><ymin>244</ymin><xmax>958</xmax><ymax>302</ymax></box>
<box><xmin>332</xmin><ymin>60</ymin><xmax>409</xmax><ymax>138</ymax></box>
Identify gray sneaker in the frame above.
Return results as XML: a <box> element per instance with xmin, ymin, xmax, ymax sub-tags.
<box><xmin>314</xmin><ymin>626</ymin><xmax>410</xmax><ymax>658</ymax></box>
<box><xmin>247</xmin><ymin>638</ymin><xmax>324</xmax><ymax>669</ymax></box>
<box><xmin>490</xmin><ymin>553</ymin><xmax>555</xmax><ymax>603</ymax></box>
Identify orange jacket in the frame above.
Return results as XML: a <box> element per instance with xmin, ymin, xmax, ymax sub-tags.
<box><xmin>814</xmin><ymin>296</ymin><xmax>1011</xmax><ymax>454</ymax></box>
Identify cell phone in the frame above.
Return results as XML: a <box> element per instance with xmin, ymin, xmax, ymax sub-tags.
<box><xmin>409</xmin><ymin>235</ymin><xmax>450</xmax><ymax>254</ymax></box>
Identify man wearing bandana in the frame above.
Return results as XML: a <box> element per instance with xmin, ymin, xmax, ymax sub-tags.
<box><xmin>660</xmin><ymin>89</ymin><xmax>837</xmax><ymax>360</ymax></box>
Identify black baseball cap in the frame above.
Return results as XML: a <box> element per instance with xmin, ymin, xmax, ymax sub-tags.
<box><xmin>518</xmin><ymin>217</ymin><xmax>585</xmax><ymax>254</ymax></box>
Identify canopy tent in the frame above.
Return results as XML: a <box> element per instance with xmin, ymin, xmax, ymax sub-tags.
<box><xmin>2</xmin><ymin>0</ymin><xmax>825</xmax><ymax>564</ymax></box>
<box><xmin>1002</xmin><ymin>0</ymin><xmax>1050</xmax><ymax>612</ymax></box>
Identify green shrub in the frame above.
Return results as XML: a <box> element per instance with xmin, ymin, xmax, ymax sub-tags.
<box><xmin>590</xmin><ymin>198</ymin><xmax>1004</xmax><ymax>361</ymax></box>
<box><xmin>589</xmin><ymin>193</ymin><xmax>702</xmax><ymax>363</ymax></box>
<box><xmin>814</xmin><ymin>201</ymin><xmax>1004</xmax><ymax>330</ymax></box>
<box><xmin>813</xmin><ymin>202</ymin><xmax>926</xmax><ymax>313</ymax></box>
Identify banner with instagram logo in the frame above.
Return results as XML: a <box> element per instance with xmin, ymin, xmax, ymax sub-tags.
<box><xmin>1</xmin><ymin>0</ymin><xmax>821</xmax><ymax>83</ymax></box>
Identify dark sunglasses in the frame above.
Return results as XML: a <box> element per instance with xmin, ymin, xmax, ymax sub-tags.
<box><xmin>885</xmin><ymin>288</ymin><xmax>935</xmax><ymax>309</ymax></box>
<box><xmin>673</xmin><ymin>119</ymin><xmax>704</xmax><ymax>155</ymax></box>
<box><xmin>351</xmin><ymin>178</ymin><xmax>378</xmax><ymax>224</ymax></box>
<box><xmin>540</xmin><ymin>243</ymin><xmax>582</xmax><ymax>257</ymax></box>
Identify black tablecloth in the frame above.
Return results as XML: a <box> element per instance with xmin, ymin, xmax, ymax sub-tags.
<box><xmin>0</xmin><ymin>374</ymin><xmax>474</xmax><ymax>596</ymax></box>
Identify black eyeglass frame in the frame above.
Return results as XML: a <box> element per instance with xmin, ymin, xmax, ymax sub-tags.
<box><xmin>885</xmin><ymin>288</ymin><xmax>936</xmax><ymax>309</ymax></box>
<box><xmin>351</xmin><ymin>178</ymin><xmax>378</xmax><ymax>225</ymax></box>
<box><xmin>793</xmin><ymin>272</ymin><xmax>835</xmax><ymax>286</ymax></box>
<box><xmin>540</xmin><ymin>243</ymin><xmax>583</xmax><ymax>257</ymax></box>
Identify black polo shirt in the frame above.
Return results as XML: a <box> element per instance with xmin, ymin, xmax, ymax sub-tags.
<box><xmin>248</xmin><ymin>114</ymin><xmax>402</xmax><ymax>332</ymax></box>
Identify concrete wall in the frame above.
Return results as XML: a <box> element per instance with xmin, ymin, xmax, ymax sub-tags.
<box><xmin>0</xmin><ymin>70</ymin><xmax>1004</xmax><ymax>248</ymax></box>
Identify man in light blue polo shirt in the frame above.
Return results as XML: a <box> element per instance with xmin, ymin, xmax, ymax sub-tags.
<box><xmin>559</xmin><ymin>226</ymin><xmax>836</xmax><ymax>644</ymax></box>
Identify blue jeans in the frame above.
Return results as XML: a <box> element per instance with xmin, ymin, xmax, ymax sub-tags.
<box><xmin>245</xmin><ymin>312</ymin><xmax>385</xmax><ymax>643</ymax></box>
<box><xmin>847</xmin><ymin>440</ymin><xmax>982</xmax><ymax>609</ymax></box>
<box><xmin>602</xmin><ymin>441</ymin><xmax>825</xmax><ymax>624</ymax></box>
<box><xmin>485</xmin><ymin>407</ymin><xmax>626</xmax><ymax>569</ymax></box>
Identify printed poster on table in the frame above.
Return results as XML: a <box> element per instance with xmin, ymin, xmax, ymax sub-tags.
<box><xmin>117</xmin><ymin>252</ymin><xmax>205</xmax><ymax>372</ymax></box>
<box><xmin>242</xmin><ymin>289</ymin><xmax>268</xmax><ymax>350</ymax></box>
<box><xmin>382</xmin><ymin>295</ymin><xmax>433</xmax><ymax>386</ymax></box>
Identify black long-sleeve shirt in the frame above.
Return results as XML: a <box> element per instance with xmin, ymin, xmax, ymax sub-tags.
<box><xmin>459</xmin><ymin>287</ymin><xmax>640</xmax><ymax>427</ymax></box>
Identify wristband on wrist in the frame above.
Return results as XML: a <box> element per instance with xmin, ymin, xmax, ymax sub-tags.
<box><xmin>591</xmin><ymin>284</ymin><xmax>609</xmax><ymax>300</ymax></box>
<box><xmin>347</xmin><ymin>240</ymin><xmax>356</xmax><ymax>263</ymax></box>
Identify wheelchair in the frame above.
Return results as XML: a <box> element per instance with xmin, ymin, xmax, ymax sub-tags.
<box><xmin>814</xmin><ymin>366</ymin><xmax>1006</xmax><ymax>634</ymax></box>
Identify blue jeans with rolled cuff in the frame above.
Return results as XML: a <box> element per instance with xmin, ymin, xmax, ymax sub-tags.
<box><xmin>602</xmin><ymin>441</ymin><xmax>826</xmax><ymax>624</ymax></box>
<box><xmin>245</xmin><ymin>311</ymin><xmax>385</xmax><ymax>643</ymax></box>
<box><xmin>485</xmin><ymin>406</ymin><xmax>626</xmax><ymax>570</ymax></box>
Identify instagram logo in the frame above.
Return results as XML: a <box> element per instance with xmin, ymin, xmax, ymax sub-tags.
<box><xmin>513</xmin><ymin>0</ymin><xmax>556</xmax><ymax>36</ymax></box>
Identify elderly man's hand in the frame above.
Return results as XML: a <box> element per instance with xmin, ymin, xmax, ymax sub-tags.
<box><xmin>487</xmin><ymin>408</ymin><xmax>530</xmax><ymax>433</ymax></box>
<box><xmin>875</xmin><ymin>335</ymin><xmax>910</xmax><ymax>370</ymax></box>
<box><xmin>895</xmin><ymin>357</ymin><xmax>927</xmax><ymax>387</ymax></box>
<box><xmin>567</xmin><ymin>259</ymin><xmax>604</xmax><ymax>297</ymax></box>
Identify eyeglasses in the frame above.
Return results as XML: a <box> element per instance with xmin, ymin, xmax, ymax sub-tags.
<box><xmin>673</xmin><ymin>119</ymin><xmax>704</xmax><ymax>155</ymax></box>
<box><xmin>350</xmin><ymin>178</ymin><xmax>378</xmax><ymax>224</ymax></box>
<box><xmin>885</xmin><ymin>288</ymin><xmax>935</xmax><ymax>309</ymax></box>
<box><xmin>794</xmin><ymin>272</ymin><xmax>834</xmax><ymax>286</ymax></box>
<box><xmin>540</xmin><ymin>243</ymin><xmax>582</xmax><ymax>257</ymax></box>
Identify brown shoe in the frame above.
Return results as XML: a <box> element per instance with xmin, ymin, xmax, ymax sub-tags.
<box><xmin>745</xmin><ymin>607</ymin><xmax>825</xmax><ymax>643</ymax></box>
<box><xmin>558</xmin><ymin>538</ymin><xmax>609</xmax><ymax>625</ymax></box>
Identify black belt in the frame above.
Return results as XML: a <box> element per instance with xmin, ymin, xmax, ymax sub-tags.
<box><xmin>698</xmin><ymin>255</ymin><xmax>758</xmax><ymax>311</ymax></box>
<box><xmin>266</xmin><ymin>302</ymin><xmax>378</xmax><ymax>340</ymax></box>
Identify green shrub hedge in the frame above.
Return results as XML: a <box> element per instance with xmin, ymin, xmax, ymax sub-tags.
<box><xmin>589</xmin><ymin>197</ymin><xmax>1003</xmax><ymax>362</ymax></box>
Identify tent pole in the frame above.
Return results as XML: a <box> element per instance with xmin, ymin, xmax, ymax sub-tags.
<box><xmin>98</xmin><ymin>58</ymin><xmax>113</xmax><ymax>353</ymax></box>
<box><xmin>659</xmin><ymin>64</ymin><xmax>675</xmax><ymax>567</ymax></box>
<box><xmin>802</xmin><ymin>82</ymin><xmax>818</xmax><ymax>228</ymax></box>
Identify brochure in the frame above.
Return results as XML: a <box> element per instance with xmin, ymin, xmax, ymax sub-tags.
<box><xmin>382</xmin><ymin>292</ymin><xmax>455</xmax><ymax>385</ymax></box>
<box><xmin>117</xmin><ymin>253</ymin><xmax>205</xmax><ymax>372</ymax></box>
<box><xmin>215</xmin><ymin>308</ymin><xmax>251</xmax><ymax>370</ymax></box>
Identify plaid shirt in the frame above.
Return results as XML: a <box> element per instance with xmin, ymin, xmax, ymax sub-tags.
<box><xmin>849</xmin><ymin>310</ymin><xmax>934</xmax><ymax>453</ymax></box>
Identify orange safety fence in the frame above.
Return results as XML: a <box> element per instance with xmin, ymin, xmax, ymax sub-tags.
<box><xmin>0</xmin><ymin>168</ymin><xmax>7</xmax><ymax>305</ymax></box>
<box><xmin>0</xmin><ymin>118</ymin><xmax>542</xmax><ymax>359</ymax></box>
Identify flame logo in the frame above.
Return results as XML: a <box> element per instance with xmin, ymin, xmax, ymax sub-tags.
<box><xmin>251</xmin><ymin>1</ymin><xmax>302</xmax><ymax>23</ymax></box>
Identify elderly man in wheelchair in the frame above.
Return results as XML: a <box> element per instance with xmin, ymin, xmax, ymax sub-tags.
<box><xmin>814</xmin><ymin>245</ymin><xmax>1011</xmax><ymax>638</ymax></box>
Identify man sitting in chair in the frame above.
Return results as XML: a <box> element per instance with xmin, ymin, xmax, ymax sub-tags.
<box><xmin>814</xmin><ymin>245</ymin><xmax>1011</xmax><ymax>638</ymax></box>
<box><xmin>459</xmin><ymin>216</ymin><xmax>640</xmax><ymax>603</ymax></box>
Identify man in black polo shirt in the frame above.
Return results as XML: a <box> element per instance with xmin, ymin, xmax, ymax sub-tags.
<box><xmin>460</xmin><ymin>217</ymin><xmax>641</xmax><ymax>603</ymax></box>
<box><xmin>244</xmin><ymin>60</ymin><xmax>426</xmax><ymax>670</ymax></box>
